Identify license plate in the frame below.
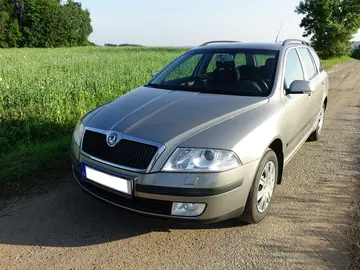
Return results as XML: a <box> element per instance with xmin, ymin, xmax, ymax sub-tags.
<box><xmin>82</xmin><ymin>165</ymin><xmax>132</xmax><ymax>195</ymax></box>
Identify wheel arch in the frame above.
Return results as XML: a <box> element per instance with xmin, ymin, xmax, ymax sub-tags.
<box><xmin>324</xmin><ymin>96</ymin><xmax>328</xmax><ymax>110</ymax></box>
<box><xmin>267</xmin><ymin>138</ymin><xmax>284</xmax><ymax>185</ymax></box>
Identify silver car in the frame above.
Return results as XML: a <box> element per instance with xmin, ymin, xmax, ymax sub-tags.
<box><xmin>71</xmin><ymin>39</ymin><xmax>328</xmax><ymax>223</ymax></box>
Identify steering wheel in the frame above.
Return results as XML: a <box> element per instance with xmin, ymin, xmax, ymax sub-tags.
<box><xmin>253</xmin><ymin>78</ymin><xmax>269</xmax><ymax>91</ymax></box>
<box><xmin>194</xmin><ymin>74</ymin><xmax>209</xmax><ymax>86</ymax></box>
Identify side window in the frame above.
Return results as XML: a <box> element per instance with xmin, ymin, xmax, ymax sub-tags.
<box><xmin>309</xmin><ymin>49</ymin><xmax>323</xmax><ymax>72</ymax></box>
<box><xmin>298</xmin><ymin>48</ymin><xmax>317</xmax><ymax>79</ymax></box>
<box><xmin>284</xmin><ymin>49</ymin><xmax>304</xmax><ymax>89</ymax></box>
<box><xmin>165</xmin><ymin>54</ymin><xmax>202</xmax><ymax>81</ymax></box>
<box><xmin>255</xmin><ymin>54</ymin><xmax>274</xmax><ymax>67</ymax></box>
<box><xmin>234</xmin><ymin>53</ymin><xmax>246</xmax><ymax>66</ymax></box>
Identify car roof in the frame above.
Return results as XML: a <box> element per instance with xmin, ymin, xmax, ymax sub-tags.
<box><xmin>191</xmin><ymin>42</ymin><xmax>283</xmax><ymax>51</ymax></box>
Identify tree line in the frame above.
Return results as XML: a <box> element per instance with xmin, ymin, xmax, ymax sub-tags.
<box><xmin>0</xmin><ymin>0</ymin><xmax>92</xmax><ymax>48</ymax></box>
<box><xmin>104</xmin><ymin>43</ymin><xmax>143</xmax><ymax>47</ymax></box>
<box><xmin>296</xmin><ymin>0</ymin><xmax>360</xmax><ymax>59</ymax></box>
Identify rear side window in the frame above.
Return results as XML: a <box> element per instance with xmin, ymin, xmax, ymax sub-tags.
<box><xmin>255</xmin><ymin>54</ymin><xmax>275</xmax><ymax>67</ymax></box>
<box><xmin>284</xmin><ymin>49</ymin><xmax>304</xmax><ymax>89</ymax></box>
<box><xmin>234</xmin><ymin>53</ymin><xmax>246</xmax><ymax>66</ymax></box>
<box><xmin>309</xmin><ymin>49</ymin><xmax>323</xmax><ymax>72</ymax></box>
<box><xmin>298</xmin><ymin>48</ymin><xmax>317</xmax><ymax>79</ymax></box>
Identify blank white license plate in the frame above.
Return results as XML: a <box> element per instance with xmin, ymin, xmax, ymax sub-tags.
<box><xmin>83</xmin><ymin>166</ymin><xmax>132</xmax><ymax>195</ymax></box>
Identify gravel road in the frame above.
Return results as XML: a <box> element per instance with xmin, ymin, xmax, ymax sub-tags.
<box><xmin>0</xmin><ymin>61</ymin><xmax>359</xmax><ymax>270</ymax></box>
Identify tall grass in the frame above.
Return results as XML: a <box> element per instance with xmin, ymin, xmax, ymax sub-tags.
<box><xmin>0</xmin><ymin>47</ymin><xmax>187</xmax><ymax>154</ymax></box>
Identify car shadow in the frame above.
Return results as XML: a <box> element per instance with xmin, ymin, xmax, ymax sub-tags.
<box><xmin>0</xmin><ymin>178</ymin><xmax>247</xmax><ymax>248</ymax></box>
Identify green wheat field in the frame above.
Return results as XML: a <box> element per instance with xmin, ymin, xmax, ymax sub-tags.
<box><xmin>0</xmin><ymin>47</ymin><xmax>187</xmax><ymax>154</ymax></box>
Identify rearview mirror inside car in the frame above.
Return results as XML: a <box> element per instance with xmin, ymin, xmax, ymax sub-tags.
<box><xmin>288</xmin><ymin>80</ymin><xmax>314</xmax><ymax>94</ymax></box>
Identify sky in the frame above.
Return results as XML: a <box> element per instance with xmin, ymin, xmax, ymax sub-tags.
<box><xmin>79</xmin><ymin>0</ymin><xmax>360</xmax><ymax>47</ymax></box>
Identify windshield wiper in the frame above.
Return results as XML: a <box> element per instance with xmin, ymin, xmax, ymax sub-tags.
<box><xmin>146</xmin><ymin>83</ymin><xmax>199</xmax><ymax>92</ymax></box>
<box><xmin>145</xmin><ymin>83</ymin><xmax>181</xmax><ymax>90</ymax></box>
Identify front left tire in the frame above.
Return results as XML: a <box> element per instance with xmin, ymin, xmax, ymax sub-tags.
<box><xmin>241</xmin><ymin>149</ymin><xmax>278</xmax><ymax>224</ymax></box>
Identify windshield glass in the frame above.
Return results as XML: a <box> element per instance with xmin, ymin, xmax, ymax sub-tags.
<box><xmin>147</xmin><ymin>49</ymin><xmax>279</xmax><ymax>96</ymax></box>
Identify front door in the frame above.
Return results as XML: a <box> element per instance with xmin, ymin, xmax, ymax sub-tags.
<box><xmin>297</xmin><ymin>47</ymin><xmax>325</xmax><ymax>130</ymax></box>
<box><xmin>282</xmin><ymin>48</ymin><xmax>311</xmax><ymax>160</ymax></box>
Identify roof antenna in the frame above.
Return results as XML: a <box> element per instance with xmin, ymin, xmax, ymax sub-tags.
<box><xmin>275</xmin><ymin>23</ymin><xmax>283</xmax><ymax>42</ymax></box>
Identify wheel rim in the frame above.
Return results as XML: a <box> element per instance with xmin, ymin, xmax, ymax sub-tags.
<box><xmin>317</xmin><ymin>105</ymin><xmax>325</xmax><ymax>134</ymax></box>
<box><xmin>256</xmin><ymin>161</ymin><xmax>276</xmax><ymax>213</ymax></box>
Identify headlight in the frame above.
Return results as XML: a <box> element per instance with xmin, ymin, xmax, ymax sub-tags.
<box><xmin>162</xmin><ymin>148</ymin><xmax>241</xmax><ymax>172</ymax></box>
<box><xmin>73</xmin><ymin>120</ymin><xmax>85</xmax><ymax>146</ymax></box>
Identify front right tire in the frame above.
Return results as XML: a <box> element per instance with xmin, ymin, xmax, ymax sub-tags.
<box><xmin>241</xmin><ymin>149</ymin><xmax>278</xmax><ymax>224</ymax></box>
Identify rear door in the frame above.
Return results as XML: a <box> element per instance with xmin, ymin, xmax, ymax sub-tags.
<box><xmin>297</xmin><ymin>47</ymin><xmax>325</xmax><ymax>130</ymax></box>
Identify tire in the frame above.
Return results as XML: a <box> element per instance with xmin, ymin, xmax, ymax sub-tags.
<box><xmin>241</xmin><ymin>149</ymin><xmax>278</xmax><ymax>224</ymax></box>
<box><xmin>308</xmin><ymin>103</ymin><xmax>325</xmax><ymax>141</ymax></box>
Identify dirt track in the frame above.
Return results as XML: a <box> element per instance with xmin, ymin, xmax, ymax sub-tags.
<box><xmin>0</xmin><ymin>61</ymin><xmax>359</xmax><ymax>270</ymax></box>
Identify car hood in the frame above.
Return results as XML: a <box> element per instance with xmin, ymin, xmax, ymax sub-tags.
<box><xmin>85</xmin><ymin>86</ymin><xmax>268</xmax><ymax>145</ymax></box>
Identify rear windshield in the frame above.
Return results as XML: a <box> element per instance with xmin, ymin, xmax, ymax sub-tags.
<box><xmin>147</xmin><ymin>49</ymin><xmax>279</xmax><ymax>96</ymax></box>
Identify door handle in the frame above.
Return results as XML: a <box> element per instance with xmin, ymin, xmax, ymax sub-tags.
<box><xmin>322</xmin><ymin>82</ymin><xmax>325</xmax><ymax>86</ymax></box>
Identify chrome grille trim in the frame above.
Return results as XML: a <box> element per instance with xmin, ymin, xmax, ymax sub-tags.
<box><xmin>80</xmin><ymin>127</ymin><xmax>166</xmax><ymax>173</ymax></box>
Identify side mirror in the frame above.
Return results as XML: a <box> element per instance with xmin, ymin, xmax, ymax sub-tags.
<box><xmin>152</xmin><ymin>72</ymin><xmax>159</xmax><ymax>78</ymax></box>
<box><xmin>288</xmin><ymin>80</ymin><xmax>314</xmax><ymax>94</ymax></box>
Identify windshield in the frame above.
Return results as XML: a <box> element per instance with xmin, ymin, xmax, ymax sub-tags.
<box><xmin>147</xmin><ymin>49</ymin><xmax>279</xmax><ymax>96</ymax></box>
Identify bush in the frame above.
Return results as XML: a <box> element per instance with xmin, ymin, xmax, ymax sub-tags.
<box><xmin>352</xmin><ymin>45</ymin><xmax>360</xmax><ymax>60</ymax></box>
<box><xmin>316</xmin><ymin>41</ymin><xmax>352</xmax><ymax>60</ymax></box>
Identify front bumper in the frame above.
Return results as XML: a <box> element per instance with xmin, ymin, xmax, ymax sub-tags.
<box><xmin>71</xmin><ymin>141</ymin><xmax>260</xmax><ymax>223</ymax></box>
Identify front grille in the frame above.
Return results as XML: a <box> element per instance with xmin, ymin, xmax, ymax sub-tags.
<box><xmin>81</xmin><ymin>180</ymin><xmax>172</xmax><ymax>215</ymax></box>
<box><xmin>82</xmin><ymin>130</ymin><xmax>158</xmax><ymax>170</ymax></box>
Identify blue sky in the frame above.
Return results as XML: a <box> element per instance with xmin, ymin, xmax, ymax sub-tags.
<box><xmin>79</xmin><ymin>0</ymin><xmax>360</xmax><ymax>46</ymax></box>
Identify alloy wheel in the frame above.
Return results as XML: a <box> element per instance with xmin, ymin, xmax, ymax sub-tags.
<box><xmin>256</xmin><ymin>161</ymin><xmax>276</xmax><ymax>213</ymax></box>
<box><xmin>317</xmin><ymin>105</ymin><xmax>325</xmax><ymax>135</ymax></box>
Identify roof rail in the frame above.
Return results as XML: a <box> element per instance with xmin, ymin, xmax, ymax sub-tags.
<box><xmin>282</xmin><ymin>39</ymin><xmax>310</xmax><ymax>47</ymax></box>
<box><xmin>199</xmin><ymin>40</ymin><xmax>241</xmax><ymax>47</ymax></box>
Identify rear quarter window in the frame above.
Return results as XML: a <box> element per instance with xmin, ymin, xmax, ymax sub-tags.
<box><xmin>309</xmin><ymin>49</ymin><xmax>324</xmax><ymax>72</ymax></box>
<box><xmin>298</xmin><ymin>48</ymin><xmax>317</xmax><ymax>79</ymax></box>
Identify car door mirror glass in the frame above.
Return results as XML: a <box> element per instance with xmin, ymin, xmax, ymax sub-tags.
<box><xmin>152</xmin><ymin>72</ymin><xmax>159</xmax><ymax>78</ymax></box>
<box><xmin>288</xmin><ymin>80</ymin><xmax>314</xmax><ymax>94</ymax></box>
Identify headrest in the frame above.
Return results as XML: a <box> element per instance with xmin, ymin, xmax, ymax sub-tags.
<box><xmin>216</xmin><ymin>54</ymin><xmax>235</xmax><ymax>69</ymax></box>
<box><xmin>265</xmin><ymin>58</ymin><xmax>275</xmax><ymax>68</ymax></box>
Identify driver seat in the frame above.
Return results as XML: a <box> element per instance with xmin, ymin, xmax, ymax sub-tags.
<box><xmin>213</xmin><ymin>55</ymin><xmax>240</xmax><ymax>85</ymax></box>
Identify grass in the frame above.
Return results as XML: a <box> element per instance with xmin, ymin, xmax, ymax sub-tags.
<box><xmin>0</xmin><ymin>136</ymin><xmax>71</xmax><ymax>198</ymax></box>
<box><xmin>321</xmin><ymin>56</ymin><xmax>354</xmax><ymax>70</ymax></box>
<box><xmin>0</xmin><ymin>46</ymin><xmax>187</xmax><ymax>197</ymax></box>
<box><xmin>0</xmin><ymin>47</ymin><xmax>354</xmax><ymax>197</ymax></box>
<box><xmin>0</xmin><ymin>46</ymin><xmax>187</xmax><ymax>154</ymax></box>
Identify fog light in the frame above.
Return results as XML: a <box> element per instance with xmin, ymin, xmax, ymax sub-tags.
<box><xmin>171</xmin><ymin>202</ymin><xmax>206</xmax><ymax>217</ymax></box>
